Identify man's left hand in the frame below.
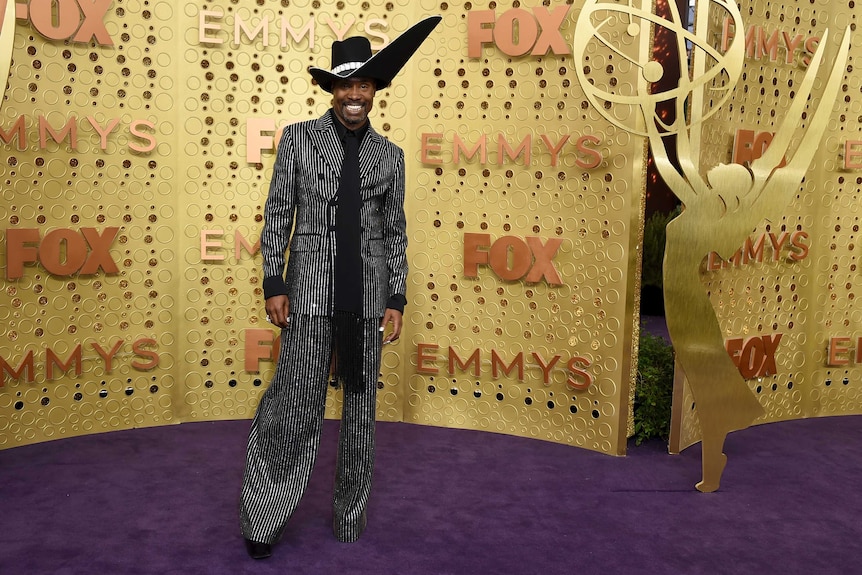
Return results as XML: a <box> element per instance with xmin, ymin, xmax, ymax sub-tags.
<box><xmin>380</xmin><ymin>308</ymin><xmax>403</xmax><ymax>345</ymax></box>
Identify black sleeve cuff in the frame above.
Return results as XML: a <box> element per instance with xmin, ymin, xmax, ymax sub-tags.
<box><xmin>263</xmin><ymin>275</ymin><xmax>288</xmax><ymax>299</ymax></box>
<box><xmin>386</xmin><ymin>293</ymin><xmax>407</xmax><ymax>314</ymax></box>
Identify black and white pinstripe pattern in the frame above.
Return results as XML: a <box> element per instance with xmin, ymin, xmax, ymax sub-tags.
<box><xmin>331</xmin><ymin>315</ymin><xmax>381</xmax><ymax>542</ymax></box>
<box><xmin>240</xmin><ymin>111</ymin><xmax>405</xmax><ymax>544</ymax></box>
<box><xmin>261</xmin><ymin>112</ymin><xmax>408</xmax><ymax>317</ymax></box>
<box><xmin>239</xmin><ymin>315</ymin><xmax>382</xmax><ymax>544</ymax></box>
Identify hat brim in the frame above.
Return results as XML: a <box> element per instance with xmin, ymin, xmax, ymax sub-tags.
<box><xmin>310</xmin><ymin>15</ymin><xmax>442</xmax><ymax>93</ymax></box>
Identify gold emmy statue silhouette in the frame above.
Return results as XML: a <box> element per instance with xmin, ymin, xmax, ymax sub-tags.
<box><xmin>574</xmin><ymin>0</ymin><xmax>851</xmax><ymax>491</ymax></box>
<box><xmin>0</xmin><ymin>0</ymin><xmax>14</xmax><ymax>111</ymax></box>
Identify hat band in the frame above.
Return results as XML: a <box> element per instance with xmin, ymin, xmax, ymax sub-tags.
<box><xmin>331</xmin><ymin>61</ymin><xmax>364</xmax><ymax>75</ymax></box>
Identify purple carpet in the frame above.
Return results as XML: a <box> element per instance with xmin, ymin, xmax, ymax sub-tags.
<box><xmin>1</xmin><ymin>416</ymin><xmax>860</xmax><ymax>574</ymax></box>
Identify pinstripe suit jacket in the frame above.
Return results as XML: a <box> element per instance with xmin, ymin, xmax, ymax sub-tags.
<box><xmin>261</xmin><ymin>111</ymin><xmax>408</xmax><ymax>318</ymax></box>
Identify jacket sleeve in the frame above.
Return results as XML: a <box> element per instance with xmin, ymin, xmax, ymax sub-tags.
<box><xmin>383</xmin><ymin>147</ymin><xmax>409</xmax><ymax>308</ymax></box>
<box><xmin>261</xmin><ymin>127</ymin><xmax>297</xmax><ymax>299</ymax></box>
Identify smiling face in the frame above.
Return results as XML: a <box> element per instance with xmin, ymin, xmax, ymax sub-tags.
<box><xmin>331</xmin><ymin>77</ymin><xmax>376</xmax><ymax>128</ymax></box>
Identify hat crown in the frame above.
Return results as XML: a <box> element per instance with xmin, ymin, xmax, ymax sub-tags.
<box><xmin>330</xmin><ymin>37</ymin><xmax>373</xmax><ymax>76</ymax></box>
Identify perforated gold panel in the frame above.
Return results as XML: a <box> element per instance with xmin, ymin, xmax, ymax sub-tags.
<box><xmin>672</xmin><ymin>0</ymin><xmax>862</xmax><ymax>451</ymax></box>
<box><xmin>0</xmin><ymin>0</ymin><xmax>179</xmax><ymax>445</ymax></box>
<box><xmin>0</xmin><ymin>0</ymin><xmax>643</xmax><ymax>454</ymax></box>
<box><xmin>404</xmin><ymin>0</ymin><xmax>642</xmax><ymax>454</ymax></box>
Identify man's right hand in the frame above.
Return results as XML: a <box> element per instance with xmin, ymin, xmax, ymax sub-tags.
<box><xmin>265</xmin><ymin>295</ymin><xmax>290</xmax><ymax>329</ymax></box>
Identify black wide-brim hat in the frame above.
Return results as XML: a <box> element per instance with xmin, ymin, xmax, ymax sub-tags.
<box><xmin>309</xmin><ymin>15</ymin><xmax>441</xmax><ymax>93</ymax></box>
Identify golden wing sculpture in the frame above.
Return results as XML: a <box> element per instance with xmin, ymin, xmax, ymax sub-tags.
<box><xmin>575</xmin><ymin>0</ymin><xmax>851</xmax><ymax>491</ymax></box>
<box><xmin>0</xmin><ymin>0</ymin><xmax>15</xmax><ymax>112</ymax></box>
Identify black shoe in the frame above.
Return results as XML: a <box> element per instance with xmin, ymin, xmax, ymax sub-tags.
<box><xmin>245</xmin><ymin>539</ymin><xmax>272</xmax><ymax>560</ymax></box>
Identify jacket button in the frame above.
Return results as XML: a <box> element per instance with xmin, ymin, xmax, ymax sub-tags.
<box><xmin>328</xmin><ymin>225</ymin><xmax>337</xmax><ymax>232</ymax></box>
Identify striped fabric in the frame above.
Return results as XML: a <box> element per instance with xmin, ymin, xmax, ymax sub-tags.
<box><xmin>239</xmin><ymin>315</ymin><xmax>382</xmax><ymax>543</ymax></box>
<box><xmin>240</xmin><ymin>111</ymin><xmax>407</xmax><ymax>544</ymax></box>
<box><xmin>261</xmin><ymin>112</ymin><xmax>408</xmax><ymax>317</ymax></box>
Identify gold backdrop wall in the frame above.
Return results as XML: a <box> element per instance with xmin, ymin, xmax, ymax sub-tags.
<box><xmin>671</xmin><ymin>0</ymin><xmax>862</xmax><ymax>451</ymax></box>
<box><xmin>0</xmin><ymin>0</ymin><xmax>643</xmax><ymax>454</ymax></box>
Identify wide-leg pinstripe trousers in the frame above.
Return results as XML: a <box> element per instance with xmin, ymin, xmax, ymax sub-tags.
<box><xmin>239</xmin><ymin>313</ymin><xmax>381</xmax><ymax>544</ymax></box>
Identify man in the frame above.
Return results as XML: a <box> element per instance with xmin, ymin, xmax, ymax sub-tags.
<box><xmin>239</xmin><ymin>16</ymin><xmax>441</xmax><ymax>560</ymax></box>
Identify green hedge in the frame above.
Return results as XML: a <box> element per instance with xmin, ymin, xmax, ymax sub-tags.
<box><xmin>633</xmin><ymin>330</ymin><xmax>675</xmax><ymax>445</ymax></box>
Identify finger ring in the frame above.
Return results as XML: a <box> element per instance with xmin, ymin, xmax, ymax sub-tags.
<box><xmin>265</xmin><ymin>315</ymin><xmax>271</xmax><ymax>323</ymax></box>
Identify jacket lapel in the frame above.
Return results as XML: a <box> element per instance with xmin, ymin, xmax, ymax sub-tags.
<box><xmin>308</xmin><ymin>113</ymin><xmax>343</xmax><ymax>192</ymax></box>
<box><xmin>309</xmin><ymin>112</ymin><xmax>387</xmax><ymax>199</ymax></box>
<box><xmin>359</xmin><ymin>127</ymin><xmax>386</xmax><ymax>189</ymax></box>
